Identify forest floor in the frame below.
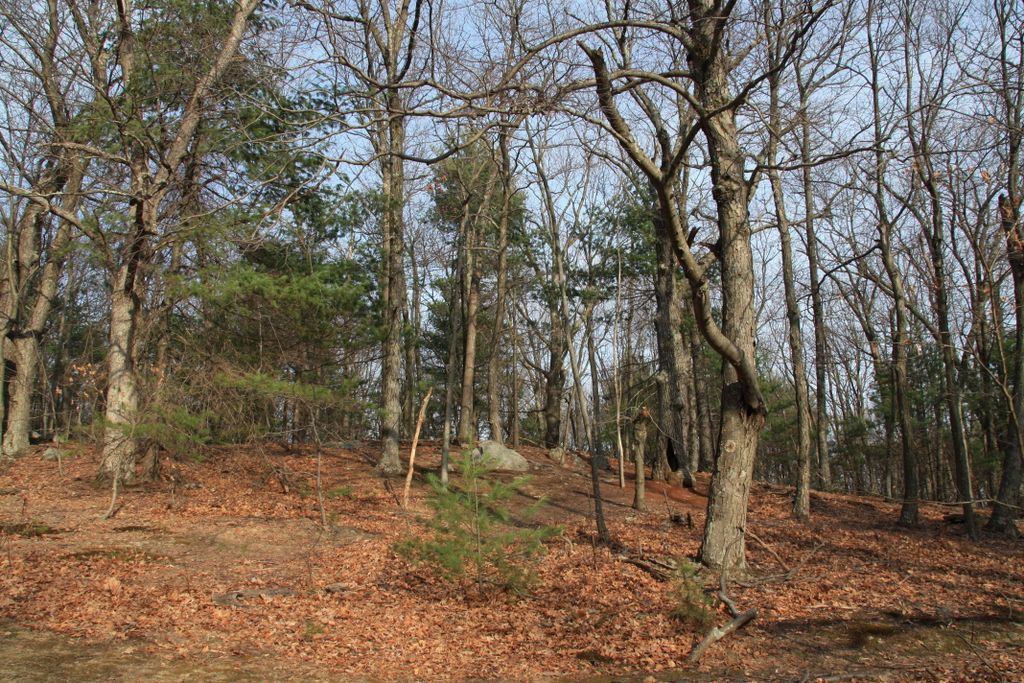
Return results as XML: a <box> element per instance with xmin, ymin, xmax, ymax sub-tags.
<box><xmin>0</xmin><ymin>442</ymin><xmax>1022</xmax><ymax>682</ymax></box>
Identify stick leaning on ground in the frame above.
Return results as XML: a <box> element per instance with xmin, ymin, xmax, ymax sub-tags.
<box><xmin>403</xmin><ymin>388</ymin><xmax>433</xmax><ymax>509</ymax></box>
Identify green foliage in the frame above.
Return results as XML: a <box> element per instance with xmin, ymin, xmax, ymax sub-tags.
<box><xmin>134</xmin><ymin>405</ymin><xmax>213</xmax><ymax>461</ymax></box>
<box><xmin>395</xmin><ymin>454</ymin><xmax>559</xmax><ymax>593</ymax></box>
<box><xmin>668</xmin><ymin>559</ymin><xmax>715</xmax><ymax>632</ymax></box>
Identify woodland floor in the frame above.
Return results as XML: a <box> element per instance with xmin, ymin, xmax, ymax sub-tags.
<box><xmin>0</xmin><ymin>442</ymin><xmax>1022</xmax><ymax>682</ymax></box>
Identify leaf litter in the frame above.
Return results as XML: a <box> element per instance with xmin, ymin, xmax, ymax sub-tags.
<box><xmin>1</xmin><ymin>443</ymin><xmax>1021</xmax><ymax>682</ymax></box>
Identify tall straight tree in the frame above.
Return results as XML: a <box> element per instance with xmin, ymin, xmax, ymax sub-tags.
<box><xmin>865</xmin><ymin>0</ymin><xmax>919</xmax><ymax>524</ymax></box>
<box><xmin>311</xmin><ymin>0</ymin><xmax>430</xmax><ymax>474</ymax></box>
<box><xmin>764</xmin><ymin>33</ymin><xmax>813</xmax><ymax>518</ymax></box>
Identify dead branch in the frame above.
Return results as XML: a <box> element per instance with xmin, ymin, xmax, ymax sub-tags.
<box><xmin>747</xmin><ymin>528</ymin><xmax>789</xmax><ymax>572</ymax></box>
<box><xmin>617</xmin><ymin>553</ymin><xmax>678</xmax><ymax>581</ymax></box>
<box><xmin>403</xmin><ymin>388</ymin><xmax>433</xmax><ymax>509</ymax></box>
<box><xmin>688</xmin><ymin>570</ymin><xmax>757</xmax><ymax>662</ymax></box>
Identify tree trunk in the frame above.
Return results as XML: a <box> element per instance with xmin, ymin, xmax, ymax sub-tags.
<box><xmin>691</xmin><ymin>324</ymin><xmax>715</xmax><ymax>472</ymax></box>
<box><xmin>376</xmin><ymin>107</ymin><xmax>407</xmax><ymax>476</ymax></box>
<box><xmin>99</xmin><ymin>272</ymin><xmax>142</xmax><ymax>483</ymax></box>
<box><xmin>765</xmin><ymin>80</ymin><xmax>813</xmax><ymax>519</ymax></box>
<box><xmin>440</xmin><ymin>260</ymin><xmax>460</xmax><ymax>486</ymax></box>
<box><xmin>689</xmin><ymin>28</ymin><xmax>766</xmax><ymax>572</ymax></box>
<box><xmin>2</xmin><ymin>337</ymin><xmax>37</xmax><ymax>456</ymax></box>
<box><xmin>542</xmin><ymin>308</ymin><xmax>565</xmax><ymax>449</ymax></box>
<box><xmin>487</xmin><ymin>133</ymin><xmax>512</xmax><ymax>444</ymax></box>
<box><xmin>801</xmin><ymin>116</ymin><xmax>831</xmax><ymax>491</ymax></box>
<box><xmin>990</xmin><ymin>198</ymin><xmax>1024</xmax><ymax>533</ymax></box>
<box><xmin>652</xmin><ymin>205</ymin><xmax>694</xmax><ymax>488</ymax></box>
<box><xmin>632</xmin><ymin>408</ymin><xmax>649</xmax><ymax>511</ymax></box>
<box><xmin>456</xmin><ymin>231</ymin><xmax>480</xmax><ymax>444</ymax></box>
<box><xmin>867</xmin><ymin>3</ymin><xmax>919</xmax><ymax>524</ymax></box>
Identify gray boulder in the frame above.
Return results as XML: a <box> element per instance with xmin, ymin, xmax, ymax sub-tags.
<box><xmin>472</xmin><ymin>440</ymin><xmax>529</xmax><ymax>471</ymax></box>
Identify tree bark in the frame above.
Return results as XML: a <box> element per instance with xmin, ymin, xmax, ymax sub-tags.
<box><xmin>652</xmin><ymin>205</ymin><xmax>694</xmax><ymax>488</ymax></box>
<box><xmin>376</xmin><ymin>101</ymin><xmax>407</xmax><ymax>476</ymax></box>
<box><xmin>487</xmin><ymin>133</ymin><xmax>512</xmax><ymax>444</ymax></box>
<box><xmin>632</xmin><ymin>408</ymin><xmax>649</xmax><ymax>511</ymax></box>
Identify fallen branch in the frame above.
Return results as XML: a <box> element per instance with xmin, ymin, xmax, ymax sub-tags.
<box><xmin>402</xmin><ymin>388</ymin><xmax>433</xmax><ymax>509</ymax></box>
<box><xmin>747</xmin><ymin>528</ymin><xmax>788</xmax><ymax>572</ymax></box>
<box><xmin>618</xmin><ymin>553</ymin><xmax>677</xmax><ymax>581</ymax></box>
<box><xmin>735</xmin><ymin>539</ymin><xmax>825</xmax><ymax>587</ymax></box>
<box><xmin>688</xmin><ymin>569</ymin><xmax>757</xmax><ymax>662</ymax></box>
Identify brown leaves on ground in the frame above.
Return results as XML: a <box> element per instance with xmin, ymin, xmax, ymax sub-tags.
<box><xmin>1</xmin><ymin>443</ymin><xmax>1022</xmax><ymax>682</ymax></box>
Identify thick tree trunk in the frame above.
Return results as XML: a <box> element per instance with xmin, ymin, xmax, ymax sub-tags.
<box><xmin>581</xmin><ymin>4</ymin><xmax>769</xmax><ymax>571</ymax></box>
<box><xmin>99</xmin><ymin>274</ymin><xmax>142</xmax><ymax>483</ymax></box>
<box><xmin>2</xmin><ymin>337</ymin><xmax>39</xmax><ymax>456</ymax></box>
<box><xmin>542</xmin><ymin>310</ymin><xmax>565</xmax><ymax>449</ymax></box>
<box><xmin>690</xmin><ymin>27</ymin><xmax>766</xmax><ymax>572</ymax></box>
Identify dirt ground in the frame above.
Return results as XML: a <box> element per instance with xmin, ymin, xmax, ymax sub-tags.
<box><xmin>1</xmin><ymin>442</ymin><xmax>1022</xmax><ymax>682</ymax></box>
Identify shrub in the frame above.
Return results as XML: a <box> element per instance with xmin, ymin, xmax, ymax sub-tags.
<box><xmin>668</xmin><ymin>559</ymin><xmax>715</xmax><ymax>632</ymax></box>
<box><xmin>395</xmin><ymin>453</ymin><xmax>559</xmax><ymax>593</ymax></box>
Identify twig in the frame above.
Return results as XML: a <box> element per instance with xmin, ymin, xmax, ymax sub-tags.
<box><xmin>402</xmin><ymin>388</ymin><xmax>433</xmax><ymax>509</ymax></box>
<box><xmin>952</xmin><ymin>630</ymin><xmax>1007</xmax><ymax>681</ymax></box>
<box><xmin>688</xmin><ymin>568</ymin><xmax>757</xmax><ymax>662</ymax></box>
<box><xmin>735</xmin><ymin>539</ymin><xmax>825</xmax><ymax>587</ymax></box>
<box><xmin>747</xmin><ymin>528</ymin><xmax>788</xmax><ymax>572</ymax></box>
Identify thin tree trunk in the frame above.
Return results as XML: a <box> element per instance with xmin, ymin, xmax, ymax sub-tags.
<box><xmin>691</xmin><ymin>324</ymin><xmax>715</xmax><ymax>472</ymax></box>
<box><xmin>867</xmin><ymin>1</ymin><xmax>918</xmax><ymax>523</ymax></box>
<box><xmin>632</xmin><ymin>408</ymin><xmax>650</xmax><ymax>511</ymax></box>
<box><xmin>987</xmin><ymin>0</ymin><xmax>1024</xmax><ymax>534</ymax></box>
<box><xmin>651</xmin><ymin>202</ymin><xmax>695</xmax><ymax>488</ymax></box>
<box><xmin>613</xmin><ymin>249</ymin><xmax>626</xmax><ymax>487</ymax></box>
<box><xmin>487</xmin><ymin>133</ymin><xmax>512</xmax><ymax>444</ymax></box>
<box><xmin>765</xmin><ymin>92</ymin><xmax>813</xmax><ymax>519</ymax></box>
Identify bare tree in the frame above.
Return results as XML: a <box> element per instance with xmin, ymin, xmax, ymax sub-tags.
<box><xmin>579</xmin><ymin>0</ymin><xmax>825</xmax><ymax>569</ymax></box>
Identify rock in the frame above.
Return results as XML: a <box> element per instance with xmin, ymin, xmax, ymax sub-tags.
<box><xmin>547</xmin><ymin>447</ymin><xmax>566</xmax><ymax>463</ymax></box>
<box><xmin>41</xmin><ymin>448</ymin><xmax>67</xmax><ymax>461</ymax></box>
<box><xmin>472</xmin><ymin>440</ymin><xmax>529</xmax><ymax>471</ymax></box>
